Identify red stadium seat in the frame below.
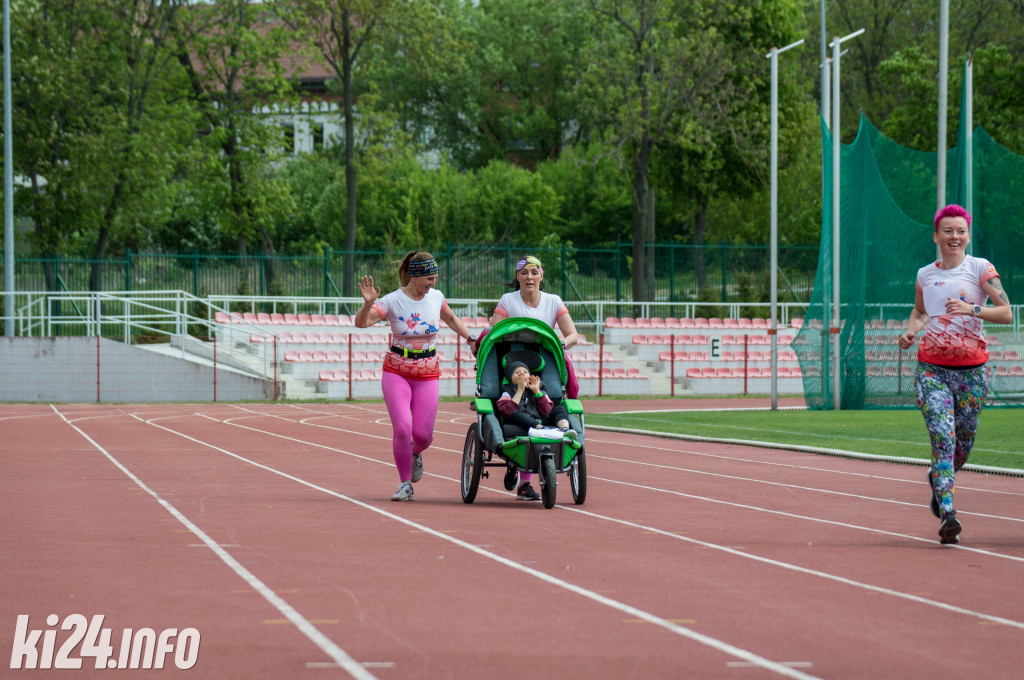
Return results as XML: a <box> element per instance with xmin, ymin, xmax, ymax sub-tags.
<box><xmin>664</xmin><ymin>318</ymin><xmax>682</xmax><ymax>328</ymax></box>
<box><xmin>650</xmin><ymin>317</ymin><xmax>666</xmax><ymax>328</ymax></box>
<box><xmin>685</xmin><ymin>367</ymin><xmax>701</xmax><ymax>378</ymax></box>
<box><xmin>605</xmin><ymin>317</ymin><xmax>622</xmax><ymax>328</ymax></box>
<box><xmin>693</xmin><ymin>318</ymin><xmax>710</xmax><ymax>328</ymax></box>
<box><xmin>270</xmin><ymin>312</ymin><xmax>286</xmax><ymax>324</ymax></box>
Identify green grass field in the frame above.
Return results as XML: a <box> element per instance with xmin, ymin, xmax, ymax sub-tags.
<box><xmin>586</xmin><ymin>407</ymin><xmax>1023</xmax><ymax>471</ymax></box>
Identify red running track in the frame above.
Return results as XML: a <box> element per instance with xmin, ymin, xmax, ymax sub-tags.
<box><xmin>2</xmin><ymin>400</ymin><xmax>1023</xmax><ymax>679</ymax></box>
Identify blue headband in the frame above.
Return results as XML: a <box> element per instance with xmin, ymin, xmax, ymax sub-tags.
<box><xmin>408</xmin><ymin>258</ymin><xmax>438</xmax><ymax>277</ymax></box>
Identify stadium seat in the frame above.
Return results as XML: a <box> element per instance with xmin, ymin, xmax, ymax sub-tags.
<box><xmin>632</xmin><ymin>334</ymin><xmax>649</xmax><ymax>345</ymax></box>
<box><xmin>214</xmin><ymin>311</ymin><xmax>232</xmax><ymax>324</ymax></box>
<box><xmin>636</xmin><ymin>318</ymin><xmax>652</xmax><ymax>328</ymax></box>
<box><xmin>729</xmin><ymin>368</ymin><xmax>746</xmax><ymax>378</ymax></box>
<box><xmin>790</xmin><ymin>317</ymin><xmax>804</xmax><ymax>329</ymax></box>
<box><xmin>605</xmin><ymin>317</ymin><xmax>622</xmax><ymax>328</ymax></box>
<box><xmin>679</xmin><ymin>318</ymin><xmax>695</xmax><ymax>328</ymax></box>
<box><xmin>685</xmin><ymin>367</ymin><xmax>701</xmax><ymax>378</ymax></box>
<box><xmin>270</xmin><ymin>312</ymin><xmax>286</xmax><ymax>324</ymax></box>
<box><xmin>337</xmin><ymin>314</ymin><xmax>354</xmax><ymax>326</ymax></box>
<box><xmin>601</xmin><ymin>368</ymin><xmax>614</xmax><ymax>378</ymax></box>
<box><xmin>752</xmin><ymin>318</ymin><xmax>768</xmax><ymax>329</ymax></box>
<box><xmin>1003</xmin><ymin>350</ymin><xmax>1020</xmax><ymax>360</ymax></box>
<box><xmin>255</xmin><ymin>312</ymin><xmax>272</xmax><ymax>324</ymax></box>
<box><xmin>691</xmin><ymin>334</ymin><xmax>708</xmax><ymax>345</ymax></box>
<box><xmin>664</xmin><ymin>318</ymin><xmax>682</xmax><ymax>328</ymax></box>
<box><xmin>612</xmin><ymin>368</ymin><xmax>627</xmax><ymax>378</ymax></box>
<box><xmin>650</xmin><ymin>317</ymin><xmax>666</xmax><ymax>328</ymax></box>
<box><xmin>323</xmin><ymin>314</ymin><xmax>340</xmax><ymax>326</ymax></box>
<box><xmin>738</xmin><ymin>318</ymin><xmax>754</xmax><ymax>329</ymax></box>
<box><xmin>1009</xmin><ymin>366</ymin><xmax>1024</xmax><ymax>377</ymax></box>
<box><xmin>284</xmin><ymin>313</ymin><xmax>299</xmax><ymax>325</ymax></box>
<box><xmin>297</xmin><ymin>313</ymin><xmax>313</xmax><ymax>325</ymax></box>
<box><xmin>709</xmin><ymin>318</ymin><xmax>725</xmax><ymax>329</ymax></box>
<box><xmin>310</xmin><ymin>350</ymin><xmax>328</xmax><ymax>362</ymax></box>
<box><xmin>318</xmin><ymin>369</ymin><xmax>335</xmax><ymax>381</ymax></box>
<box><xmin>583</xmin><ymin>368</ymin><xmax>600</xmax><ymax>379</ymax></box>
<box><xmin>311</xmin><ymin>314</ymin><xmax>327</xmax><ymax>326</ymax></box>
<box><xmin>626</xmin><ymin>368</ymin><xmax>641</xmax><ymax>378</ymax></box>
<box><xmin>620</xmin><ymin>317</ymin><xmax>637</xmax><ymax>328</ymax></box>
<box><xmin>693</xmin><ymin>318</ymin><xmax>710</xmax><ymax>328</ymax></box>
<box><xmin>284</xmin><ymin>350</ymin><xmax>299</xmax><ymax>362</ymax></box>
<box><xmin>776</xmin><ymin>366</ymin><xmax>791</xmax><ymax>377</ymax></box>
<box><xmin>440</xmin><ymin>367</ymin><xmax>456</xmax><ymax>379</ymax></box>
<box><xmin>723</xmin><ymin>318</ymin><xmax>740</xmax><ymax>329</ymax></box>
<box><xmin>241</xmin><ymin>312</ymin><xmax>258</xmax><ymax>323</ymax></box>
<box><xmin>700</xmin><ymin>367</ymin><xmax>716</xmax><ymax>378</ymax></box>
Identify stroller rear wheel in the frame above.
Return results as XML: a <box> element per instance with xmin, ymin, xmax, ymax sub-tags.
<box><xmin>569</xmin><ymin>447</ymin><xmax>587</xmax><ymax>505</ymax></box>
<box><xmin>461</xmin><ymin>423</ymin><xmax>484</xmax><ymax>503</ymax></box>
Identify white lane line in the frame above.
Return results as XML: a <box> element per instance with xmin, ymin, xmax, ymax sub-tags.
<box><xmin>586</xmin><ymin>424</ymin><xmax>1024</xmax><ymax>477</ymax></box>
<box><xmin>136</xmin><ymin>411</ymin><xmax>1024</xmax><ymax>634</ymax></box>
<box><xmin>50</xmin><ymin>405</ymin><xmax>379</xmax><ymax>680</ymax></box>
<box><xmin>190</xmin><ymin>406</ymin><xmax>1024</xmax><ymax>556</ymax></box>
<box><xmin>577</xmin><ymin>433</ymin><xmax>1024</xmax><ymax>499</ymax></box>
<box><xmin>586</xmin><ymin>475</ymin><xmax>1024</xmax><ymax>565</ymax></box>
<box><xmin>126</xmin><ymin>413</ymin><xmax>823</xmax><ymax>680</ymax></box>
<box><xmin>585</xmin><ymin>453</ymin><xmax>1024</xmax><ymax>525</ymax></box>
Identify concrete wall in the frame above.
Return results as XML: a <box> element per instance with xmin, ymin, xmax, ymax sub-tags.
<box><xmin>0</xmin><ymin>337</ymin><xmax>275</xmax><ymax>402</ymax></box>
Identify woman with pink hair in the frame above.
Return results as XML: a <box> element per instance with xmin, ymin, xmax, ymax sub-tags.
<box><xmin>897</xmin><ymin>205</ymin><xmax>1012</xmax><ymax>544</ymax></box>
<box><xmin>356</xmin><ymin>251</ymin><xmax>477</xmax><ymax>501</ymax></box>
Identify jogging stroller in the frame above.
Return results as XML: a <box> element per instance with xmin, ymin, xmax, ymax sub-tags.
<box><xmin>461</xmin><ymin>317</ymin><xmax>586</xmax><ymax>509</ymax></box>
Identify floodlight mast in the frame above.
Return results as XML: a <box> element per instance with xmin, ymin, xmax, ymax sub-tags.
<box><xmin>3</xmin><ymin>0</ymin><xmax>12</xmax><ymax>336</ymax></box>
<box><xmin>829</xmin><ymin>28</ymin><xmax>865</xmax><ymax>411</ymax></box>
<box><xmin>766</xmin><ymin>38</ymin><xmax>804</xmax><ymax>410</ymax></box>
<box><xmin>937</xmin><ymin>0</ymin><xmax>949</xmax><ymax>220</ymax></box>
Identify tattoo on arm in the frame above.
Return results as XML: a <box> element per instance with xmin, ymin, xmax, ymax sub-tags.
<box><xmin>987</xmin><ymin>277</ymin><xmax>1011</xmax><ymax>305</ymax></box>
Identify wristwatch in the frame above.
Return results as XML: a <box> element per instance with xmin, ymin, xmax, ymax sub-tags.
<box><xmin>972</xmin><ymin>304</ymin><xmax>982</xmax><ymax>317</ymax></box>
<box><xmin>468</xmin><ymin>333</ymin><xmax>478</xmax><ymax>343</ymax></box>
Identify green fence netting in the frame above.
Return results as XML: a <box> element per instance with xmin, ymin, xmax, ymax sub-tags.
<box><xmin>794</xmin><ymin>114</ymin><xmax>1024</xmax><ymax>410</ymax></box>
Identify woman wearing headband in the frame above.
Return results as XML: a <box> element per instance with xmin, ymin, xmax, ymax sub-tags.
<box><xmin>488</xmin><ymin>254</ymin><xmax>579</xmax><ymax>501</ymax></box>
<box><xmin>356</xmin><ymin>251</ymin><xmax>477</xmax><ymax>501</ymax></box>
<box><xmin>897</xmin><ymin>205</ymin><xmax>1012</xmax><ymax>544</ymax></box>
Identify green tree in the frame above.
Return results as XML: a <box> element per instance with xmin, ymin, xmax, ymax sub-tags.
<box><xmin>276</xmin><ymin>0</ymin><xmax>462</xmax><ymax>296</ymax></box>
<box><xmin>390</xmin><ymin>0</ymin><xmax>591</xmax><ymax>170</ymax></box>
<box><xmin>577</xmin><ymin>0</ymin><xmax>805</xmax><ymax>301</ymax></box>
<box><xmin>171</xmin><ymin>0</ymin><xmax>297</xmax><ymax>292</ymax></box>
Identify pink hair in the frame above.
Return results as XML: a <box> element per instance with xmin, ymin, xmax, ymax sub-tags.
<box><xmin>933</xmin><ymin>204</ymin><xmax>971</xmax><ymax>232</ymax></box>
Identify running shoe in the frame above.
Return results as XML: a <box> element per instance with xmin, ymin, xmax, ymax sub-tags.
<box><xmin>411</xmin><ymin>454</ymin><xmax>424</xmax><ymax>483</ymax></box>
<box><xmin>938</xmin><ymin>511</ymin><xmax>961</xmax><ymax>545</ymax></box>
<box><xmin>561</xmin><ymin>427</ymin><xmax>578</xmax><ymax>441</ymax></box>
<box><xmin>516</xmin><ymin>482</ymin><xmax>541</xmax><ymax>501</ymax></box>
<box><xmin>391</xmin><ymin>481</ymin><xmax>414</xmax><ymax>502</ymax></box>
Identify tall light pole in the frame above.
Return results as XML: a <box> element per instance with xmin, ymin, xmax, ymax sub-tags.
<box><xmin>936</xmin><ymin>0</ymin><xmax>949</xmax><ymax>219</ymax></box>
<box><xmin>766</xmin><ymin>38</ymin><xmax>804</xmax><ymax>411</ymax></box>
<box><xmin>3</xmin><ymin>0</ymin><xmax>13</xmax><ymax>337</ymax></box>
<box><xmin>830</xmin><ymin>28</ymin><xmax>865</xmax><ymax>411</ymax></box>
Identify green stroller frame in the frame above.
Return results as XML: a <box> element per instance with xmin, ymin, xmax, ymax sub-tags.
<box><xmin>461</xmin><ymin>317</ymin><xmax>587</xmax><ymax>509</ymax></box>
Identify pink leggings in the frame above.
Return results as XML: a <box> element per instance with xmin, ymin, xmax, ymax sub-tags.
<box><xmin>382</xmin><ymin>372</ymin><xmax>440</xmax><ymax>481</ymax></box>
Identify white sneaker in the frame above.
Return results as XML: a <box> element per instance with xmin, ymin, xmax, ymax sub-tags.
<box><xmin>411</xmin><ymin>454</ymin><xmax>423</xmax><ymax>483</ymax></box>
<box><xmin>391</xmin><ymin>481</ymin><xmax>414</xmax><ymax>501</ymax></box>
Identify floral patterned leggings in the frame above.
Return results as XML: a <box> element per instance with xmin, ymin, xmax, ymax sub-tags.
<box><xmin>915</xmin><ymin>362</ymin><xmax>989</xmax><ymax>517</ymax></box>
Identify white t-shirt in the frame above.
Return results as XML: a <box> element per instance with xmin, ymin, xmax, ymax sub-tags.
<box><xmin>914</xmin><ymin>255</ymin><xmax>999</xmax><ymax>366</ymax></box>
<box><xmin>493</xmin><ymin>290</ymin><xmax>569</xmax><ymax>329</ymax></box>
<box><xmin>373</xmin><ymin>288</ymin><xmax>447</xmax><ymax>351</ymax></box>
